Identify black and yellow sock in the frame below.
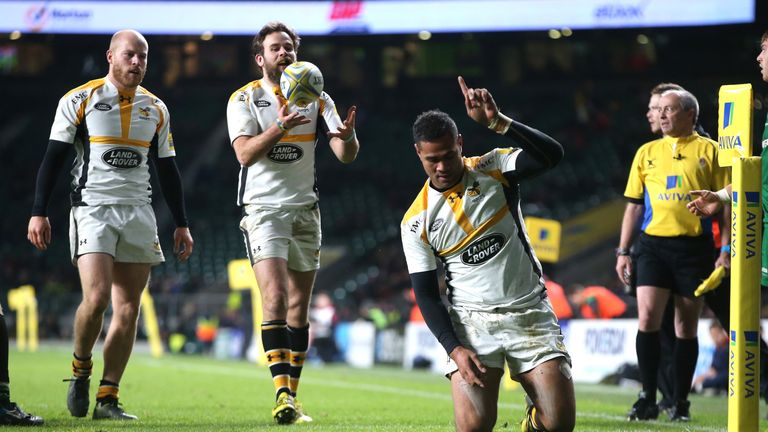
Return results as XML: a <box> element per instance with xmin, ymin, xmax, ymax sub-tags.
<box><xmin>96</xmin><ymin>379</ymin><xmax>119</xmax><ymax>402</ymax></box>
<box><xmin>262</xmin><ymin>320</ymin><xmax>291</xmax><ymax>399</ymax></box>
<box><xmin>288</xmin><ymin>324</ymin><xmax>309</xmax><ymax>397</ymax></box>
<box><xmin>72</xmin><ymin>353</ymin><xmax>93</xmax><ymax>379</ymax></box>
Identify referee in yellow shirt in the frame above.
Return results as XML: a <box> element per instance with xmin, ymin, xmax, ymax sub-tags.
<box><xmin>615</xmin><ymin>89</ymin><xmax>730</xmax><ymax>422</ymax></box>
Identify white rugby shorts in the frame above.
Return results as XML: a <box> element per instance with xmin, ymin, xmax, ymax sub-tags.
<box><xmin>239</xmin><ymin>205</ymin><xmax>321</xmax><ymax>272</ymax></box>
<box><xmin>446</xmin><ymin>297</ymin><xmax>570</xmax><ymax>378</ymax></box>
<box><xmin>69</xmin><ymin>204</ymin><xmax>164</xmax><ymax>264</ymax></box>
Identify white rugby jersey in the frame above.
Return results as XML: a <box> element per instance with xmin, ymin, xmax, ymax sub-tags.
<box><xmin>401</xmin><ymin>148</ymin><xmax>545</xmax><ymax>312</ymax></box>
<box><xmin>227</xmin><ymin>79</ymin><xmax>344</xmax><ymax>208</ymax></box>
<box><xmin>50</xmin><ymin>77</ymin><xmax>175</xmax><ymax>206</ymax></box>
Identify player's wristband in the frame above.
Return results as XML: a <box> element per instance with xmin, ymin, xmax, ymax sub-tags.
<box><xmin>343</xmin><ymin>130</ymin><xmax>357</xmax><ymax>144</ymax></box>
<box><xmin>715</xmin><ymin>188</ymin><xmax>731</xmax><ymax>203</ymax></box>
<box><xmin>720</xmin><ymin>244</ymin><xmax>731</xmax><ymax>254</ymax></box>
<box><xmin>488</xmin><ymin>113</ymin><xmax>512</xmax><ymax>135</ymax></box>
<box><xmin>276</xmin><ymin>119</ymin><xmax>288</xmax><ymax>132</ymax></box>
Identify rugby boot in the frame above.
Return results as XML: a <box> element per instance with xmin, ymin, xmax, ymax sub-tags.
<box><xmin>93</xmin><ymin>397</ymin><xmax>138</xmax><ymax>420</ymax></box>
<box><xmin>668</xmin><ymin>399</ymin><xmax>691</xmax><ymax>422</ymax></box>
<box><xmin>293</xmin><ymin>398</ymin><xmax>313</xmax><ymax>424</ymax></box>
<box><xmin>627</xmin><ymin>391</ymin><xmax>659</xmax><ymax>421</ymax></box>
<box><xmin>64</xmin><ymin>376</ymin><xmax>90</xmax><ymax>417</ymax></box>
<box><xmin>272</xmin><ymin>392</ymin><xmax>297</xmax><ymax>425</ymax></box>
<box><xmin>0</xmin><ymin>402</ymin><xmax>43</xmax><ymax>426</ymax></box>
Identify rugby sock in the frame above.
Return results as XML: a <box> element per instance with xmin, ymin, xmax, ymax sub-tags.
<box><xmin>262</xmin><ymin>320</ymin><xmax>291</xmax><ymax>400</ymax></box>
<box><xmin>72</xmin><ymin>353</ymin><xmax>93</xmax><ymax>379</ymax></box>
<box><xmin>288</xmin><ymin>324</ymin><xmax>309</xmax><ymax>397</ymax></box>
<box><xmin>96</xmin><ymin>379</ymin><xmax>119</xmax><ymax>402</ymax></box>
<box><xmin>636</xmin><ymin>330</ymin><xmax>660</xmax><ymax>402</ymax></box>
<box><xmin>673</xmin><ymin>337</ymin><xmax>698</xmax><ymax>401</ymax></box>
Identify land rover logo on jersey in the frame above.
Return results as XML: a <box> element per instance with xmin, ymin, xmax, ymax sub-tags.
<box><xmin>94</xmin><ymin>103</ymin><xmax>112</xmax><ymax>111</ymax></box>
<box><xmin>461</xmin><ymin>234</ymin><xmax>506</xmax><ymax>266</ymax></box>
<box><xmin>255</xmin><ymin>99</ymin><xmax>271</xmax><ymax>107</ymax></box>
<box><xmin>268</xmin><ymin>144</ymin><xmax>303</xmax><ymax>163</ymax></box>
<box><xmin>429</xmin><ymin>218</ymin><xmax>444</xmax><ymax>232</ymax></box>
<box><xmin>102</xmin><ymin>148</ymin><xmax>142</xmax><ymax>169</ymax></box>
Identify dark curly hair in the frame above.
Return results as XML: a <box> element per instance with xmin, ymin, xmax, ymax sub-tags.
<box><xmin>412</xmin><ymin>110</ymin><xmax>458</xmax><ymax>147</ymax></box>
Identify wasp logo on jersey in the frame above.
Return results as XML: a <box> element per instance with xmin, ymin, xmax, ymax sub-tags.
<box><xmin>138</xmin><ymin>107</ymin><xmax>151</xmax><ymax>119</ymax></box>
<box><xmin>467</xmin><ymin>181</ymin><xmax>481</xmax><ymax>197</ymax></box>
<box><xmin>461</xmin><ymin>233</ymin><xmax>506</xmax><ymax>265</ymax></box>
<box><xmin>102</xmin><ymin>148</ymin><xmax>142</xmax><ymax>169</ymax></box>
<box><xmin>94</xmin><ymin>103</ymin><xmax>112</xmax><ymax>111</ymax></box>
<box><xmin>268</xmin><ymin>144</ymin><xmax>303</xmax><ymax>163</ymax></box>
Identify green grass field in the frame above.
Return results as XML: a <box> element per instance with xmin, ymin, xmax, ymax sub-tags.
<box><xmin>5</xmin><ymin>346</ymin><xmax>765</xmax><ymax>431</ymax></box>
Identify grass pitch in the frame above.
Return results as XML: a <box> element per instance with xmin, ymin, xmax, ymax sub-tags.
<box><xmin>5</xmin><ymin>346</ymin><xmax>763</xmax><ymax>431</ymax></box>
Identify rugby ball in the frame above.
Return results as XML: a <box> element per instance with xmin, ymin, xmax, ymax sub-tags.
<box><xmin>280</xmin><ymin>61</ymin><xmax>324</xmax><ymax>107</ymax></box>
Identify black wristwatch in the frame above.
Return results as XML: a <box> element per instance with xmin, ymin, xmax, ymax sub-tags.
<box><xmin>615</xmin><ymin>247</ymin><xmax>630</xmax><ymax>257</ymax></box>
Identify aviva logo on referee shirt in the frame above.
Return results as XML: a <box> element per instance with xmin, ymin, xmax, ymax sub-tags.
<box><xmin>658</xmin><ymin>175</ymin><xmax>690</xmax><ymax>201</ymax></box>
<box><xmin>666</xmin><ymin>175</ymin><xmax>682</xmax><ymax>189</ymax></box>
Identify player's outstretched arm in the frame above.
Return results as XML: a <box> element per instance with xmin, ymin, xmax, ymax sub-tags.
<box><xmin>687</xmin><ymin>186</ymin><xmax>729</xmax><ymax>217</ymax></box>
<box><xmin>458</xmin><ymin>76</ymin><xmax>563</xmax><ymax>182</ymax></box>
<box><xmin>327</xmin><ymin>105</ymin><xmax>359</xmax><ymax>163</ymax></box>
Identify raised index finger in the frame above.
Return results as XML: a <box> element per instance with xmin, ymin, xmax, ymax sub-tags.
<box><xmin>458</xmin><ymin>76</ymin><xmax>469</xmax><ymax>97</ymax></box>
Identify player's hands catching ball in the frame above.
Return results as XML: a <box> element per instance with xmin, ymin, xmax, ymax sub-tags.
<box><xmin>328</xmin><ymin>105</ymin><xmax>357</xmax><ymax>142</ymax></box>
<box><xmin>277</xmin><ymin>103</ymin><xmax>310</xmax><ymax>130</ymax></box>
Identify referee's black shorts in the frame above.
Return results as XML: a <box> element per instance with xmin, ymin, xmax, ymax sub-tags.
<box><xmin>634</xmin><ymin>232</ymin><xmax>714</xmax><ymax>298</ymax></box>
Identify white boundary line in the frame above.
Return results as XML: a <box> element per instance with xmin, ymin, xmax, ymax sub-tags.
<box><xmin>139</xmin><ymin>357</ymin><xmax>726</xmax><ymax>431</ymax></box>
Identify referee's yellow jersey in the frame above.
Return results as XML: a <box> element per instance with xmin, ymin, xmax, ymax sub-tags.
<box><xmin>624</xmin><ymin>133</ymin><xmax>730</xmax><ymax>237</ymax></box>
